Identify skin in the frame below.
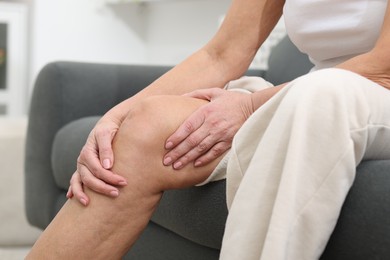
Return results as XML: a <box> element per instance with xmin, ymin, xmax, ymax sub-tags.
<box><xmin>68</xmin><ymin>0</ymin><xmax>286</xmax><ymax>204</ymax></box>
<box><xmin>29</xmin><ymin>0</ymin><xmax>390</xmax><ymax>258</ymax></box>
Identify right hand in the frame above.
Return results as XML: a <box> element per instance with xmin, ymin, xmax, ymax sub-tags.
<box><xmin>66</xmin><ymin>117</ymin><xmax>128</xmax><ymax>206</ymax></box>
<box><xmin>164</xmin><ymin>88</ymin><xmax>254</xmax><ymax>169</ymax></box>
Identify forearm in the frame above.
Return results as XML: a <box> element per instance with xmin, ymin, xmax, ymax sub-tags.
<box><xmin>103</xmin><ymin>48</ymin><xmax>240</xmax><ymax>123</ymax></box>
<box><xmin>103</xmin><ymin>0</ymin><xmax>285</xmax><ymax>123</ymax></box>
<box><xmin>335</xmin><ymin>51</ymin><xmax>390</xmax><ymax>90</ymax></box>
<box><xmin>249</xmin><ymin>51</ymin><xmax>390</xmax><ymax>117</ymax></box>
<box><xmin>249</xmin><ymin>83</ymin><xmax>287</xmax><ymax>112</ymax></box>
<box><xmin>249</xmin><ymin>45</ymin><xmax>390</xmax><ymax>113</ymax></box>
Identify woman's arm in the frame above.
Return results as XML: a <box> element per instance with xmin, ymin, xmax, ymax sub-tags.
<box><xmin>107</xmin><ymin>0</ymin><xmax>286</xmax><ymax>122</ymax></box>
<box><xmin>94</xmin><ymin>0</ymin><xmax>285</xmax><ymax>167</ymax></box>
<box><xmin>158</xmin><ymin>0</ymin><xmax>286</xmax><ymax>168</ymax></box>
<box><xmin>70</xmin><ymin>0</ymin><xmax>286</xmax><ymax>204</ymax></box>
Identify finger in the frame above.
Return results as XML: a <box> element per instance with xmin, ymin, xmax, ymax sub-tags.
<box><xmin>165</xmin><ymin>108</ymin><xmax>206</xmax><ymax>150</ymax></box>
<box><xmin>183</xmin><ymin>88</ymin><xmax>222</xmax><ymax>100</ymax></box>
<box><xmin>164</xmin><ymin>123</ymin><xmax>211</xmax><ymax>166</ymax></box>
<box><xmin>79</xmin><ymin>146</ymin><xmax>127</xmax><ymax>186</ymax></box>
<box><xmin>69</xmin><ymin>172</ymin><xmax>89</xmax><ymax>206</ymax></box>
<box><xmin>194</xmin><ymin>142</ymin><xmax>231</xmax><ymax>167</ymax></box>
<box><xmin>170</xmin><ymin>134</ymin><xmax>218</xmax><ymax>170</ymax></box>
<box><xmin>66</xmin><ymin>186</ymin><xmax>73</xmax><ymax>199</ymax></box>
<box><xmin>78</xmin><ymin>163</ymin><xmax>121</xmax><ymax>198</ymax></box>
<box><xmin>95</xmin><ymin>127</ymin><xmax>117</xmax><ymax>169</ymax></box>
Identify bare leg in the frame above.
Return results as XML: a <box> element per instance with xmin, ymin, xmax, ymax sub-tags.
<box><xmin>27</xmin><ymin>95</ymin><xmax>225</xmax><ymax>259</ymax></box>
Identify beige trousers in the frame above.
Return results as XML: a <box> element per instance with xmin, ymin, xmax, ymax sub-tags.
<box><xmin>217</xmin><ymin>68</ymin><xmax>390</xmax><ymax>260</ymax></box>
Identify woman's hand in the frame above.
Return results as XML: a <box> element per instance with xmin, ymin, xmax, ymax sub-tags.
<box><xmin>67</xmin><ymin>117</ymin><xmax>128</xmax><ymax>206</ymax></box>
<box><xmin>163</xmin><ymin>88</ymin><xmax>254</xmax><ymax>170</ymax></box>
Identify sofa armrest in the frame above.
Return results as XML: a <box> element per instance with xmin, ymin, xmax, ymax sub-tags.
<box><xmin>25</xmin><ymin>61</ymin><xmax>172</xmax><ymax>229</ymax></box>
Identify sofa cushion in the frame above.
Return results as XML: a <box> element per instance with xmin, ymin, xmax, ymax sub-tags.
<box><xmin>127</xmin><ymin>222</ymin><xmax>220</xmax><ymax>260</ymax></box>
<box><xmin>152</xmin><ymin>180</ymin><xmax>228</xmax><ymax>250</ymax></box>
<box><xmin>320</xmin><ymin>160</ymin><xmax>390</xmax><ymax>259</ymax></box>
<box><xmin>52</xmin><ymin>116</ymin><xmax>100</xmax><ymax>190</ymax></box>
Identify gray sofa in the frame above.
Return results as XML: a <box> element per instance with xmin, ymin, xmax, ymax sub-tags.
<box><xmin>25</xmin><ymin>36</ymin><xmax>390</xmax><ymax>259</ymax></box>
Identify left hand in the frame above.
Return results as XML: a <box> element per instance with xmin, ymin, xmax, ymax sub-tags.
<box><xmin>66</xmin><ymin>115</ymin><xmax>127</xmax><ymax>206</ymax></box>
<box><xmin>163</xmin><ymin>88</ymin><xmax>254</xmax><ymax>169</ymax></box>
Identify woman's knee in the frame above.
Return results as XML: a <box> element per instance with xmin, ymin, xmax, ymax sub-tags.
<box><xmin>111</xmin><ymin>95</ymin><xmax>213</xmax><ymax>191</ymax></box>
<box><xmin>117</xmin><ymin>95</ymin><xmax>207</xmax><ymax>154</ymax></box>
<box><xmin>117</xmin><ymin>96</ymin><xmax>173</xmax><ymax>153</ymax></box>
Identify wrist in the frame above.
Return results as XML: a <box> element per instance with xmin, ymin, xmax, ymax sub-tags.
<box><xmin>250</xmin><ymin>84</ymin><xmax>286</xmax><ymax>111</ymax></box>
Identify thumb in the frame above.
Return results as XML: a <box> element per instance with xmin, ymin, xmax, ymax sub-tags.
<box><xmin>183</xmin><ymin>88</ymin><xmax>221</xmax><ymax>101</ymax></box>
<box><xmin>96</xmin><ymin>129</ymin><xmax>116</xmax><ymax>169</ymax></box>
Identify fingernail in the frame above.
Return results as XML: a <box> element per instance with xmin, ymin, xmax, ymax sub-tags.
<box><xmin>80</xmin><ymin>198</ymin><xmax>87</xmax><ymax>206</ymax></box>
<box><xmin>173</xmin><ymin>161</ymin><xmax>182</xmax><ymax>169</ymax></box>
<box><xmin>165</xmin><ymin>141</ymin><xmax>173</xmax><ymax>149</ymax></box>
<box><xmin>118</xmin><ymin>180</ymin><xmax>127</xmax><ymax>186</ymax></box>
<box><xmin>163</xmin><ymin>157</ymin><xmax>172</xmax><ymax>165</ymax></box>
<box><xmin>103</xmin><ymin>159</ymin><xmax>111</xmax><ymax>169</ymax></box>
<box><xmin>194</xmin><ymin>161</ymin><xmax>202</xmax><ymax>167</ymax></box>
<box><xmin>110</xmin><ymin>190</ymin><xmax>119</xmax><ymax>197</ymax></box>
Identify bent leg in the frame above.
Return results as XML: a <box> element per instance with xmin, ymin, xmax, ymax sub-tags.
<box><xmin>27</xmin><ymin>95</ymin><xmax>225</xmax><ymax>259</ymax></box>
<box><xmin>221</xmin><ymin>69</ymin><xmax>390</xmax><ymax>260</ymax></box>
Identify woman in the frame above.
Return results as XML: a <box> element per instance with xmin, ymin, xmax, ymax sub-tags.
<box><xmin>27</xmin><ymin>0</ymin><xmax>390</xmax><ymax>259</ymax></box>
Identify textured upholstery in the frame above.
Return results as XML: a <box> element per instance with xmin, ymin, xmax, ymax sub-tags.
<box><xmin>25</xmin><ymin>37</ymin><xmax>390</xmax><ymax>259</ymax></box>
<box><xmin>320</xmin><ymin>160</ymin><xmax>390</xmax><ymax>259</ymax></box>
<box><xmin>25</xmin><ymin>62</ymin><xmax>171</xmax><ymax>228</ymax></box>
<box><xmin>52</xmin><ymin>116</ymin><xmax>100</xmax><ymax>190</ymax></box>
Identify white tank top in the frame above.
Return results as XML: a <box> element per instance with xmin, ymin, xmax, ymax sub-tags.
<box><xmin>283</xmin><ymin>0</ymin><xmax>387</xmax><ymax>70</ymax></box>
